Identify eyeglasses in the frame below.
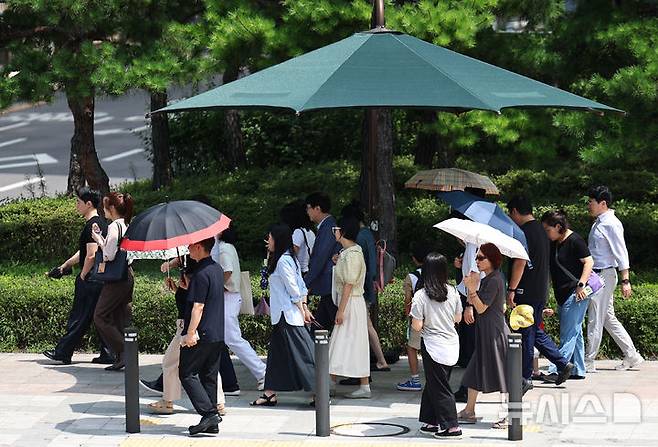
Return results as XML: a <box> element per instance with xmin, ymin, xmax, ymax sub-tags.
<box><xmin>331</xmin><ymin>226</ymin><xmax>341</xmax><ymax>232</ymax></box>
<box><xmin>476</xmin><ymin>255</ymin><xmax>487</xmax><ymax>261</ymax></box>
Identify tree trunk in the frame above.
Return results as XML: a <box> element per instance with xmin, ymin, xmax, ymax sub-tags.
<box><xmin>150</xmin><ymin>90</ymin><xmax>172</xmax><ymax>190</ymax></box>
<box><xmin>66</xmin><ymin>93</ymin><xmax>109</xmax><ymax>195</ymax></box>
<box><xmin>222</xmin><ymin>68</ymin><xmax>246</xmax><ymax>168</ymax></box>
<box><xmin>413</xmin><ymin>110</ymin><xmax>439</xmax><ymax>167</ymax></box>
<box><xmin>359</xmin><ymin>108</ymin><xmax>397</xmax><ymax>254</ymax></box>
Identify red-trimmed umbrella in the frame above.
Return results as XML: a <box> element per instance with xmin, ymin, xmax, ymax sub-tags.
<box><xmin>121</xmin><ymin>200</ymin><xmax>231</xmax><ymax>252</ymax></box>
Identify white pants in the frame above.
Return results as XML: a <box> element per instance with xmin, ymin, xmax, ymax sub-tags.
<box><xmin>224</xmin><ymin>291</ymin><xmax>266</xmax><ymax>381</ymax></box>
<box><xmin>585</xmin><ymin>268</ymin><xmax>638</xmax><ymax>363</ymax></box>
<box><xmin>162</xmin><ymin>319</ymin><xmax>224</xmax><ymax>404</ymax></box>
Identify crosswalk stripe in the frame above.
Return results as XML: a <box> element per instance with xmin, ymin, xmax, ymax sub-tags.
<box><xmin>102</xmin><ymin>148</ymin><xmax>144</xmax><ymax>162</ymax></box>
<box><xmin>0</xmin><ymin>122</ymin><xmax>29</xmax><ymax>132</ymax></box>
<box><xmin>0</xmin><ymin>178</ymin><xmax>42</xmax><ymax>193</ymax></box>
<box><xmin>0</xmin><ymin>138</ymin><xmax>27</xmax><ymax>148</ymax></box>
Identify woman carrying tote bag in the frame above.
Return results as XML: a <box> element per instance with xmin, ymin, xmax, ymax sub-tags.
<box><xmin>91</xmin><ymin>192</ymin><xmax>135</xmax><ymax>371</ymax></box>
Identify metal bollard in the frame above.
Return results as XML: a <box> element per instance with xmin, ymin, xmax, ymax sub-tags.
<box><xmin>314</xmin><ymin>330</ymin><xmax>330</xmax><ymax>437</ymax></box>
<box><xmin>507</xmin><ymin>333</ymin><xmax>523</xmax><ymax>441</ymax></box>
<box><xmin>124</xmin><ymin>327</ymin><xmax>140</xmax><ymax>434</ymax></box>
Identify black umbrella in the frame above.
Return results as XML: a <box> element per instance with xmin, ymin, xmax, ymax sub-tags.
<box><xmin>120</xmin><ymin>200</ymin><xmax>231</xmax><ymax>252</ymax></box>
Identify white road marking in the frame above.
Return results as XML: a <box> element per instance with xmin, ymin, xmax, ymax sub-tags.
<box><xmin>124</xmin><ymin>115</ymin><xmax>146</xmax><ymax>122</ymax></box>
<box><xmin>131</xmin><ymin>125</ymin><xmax>149</xmax><ymax>133</ymax></box>
<box><xmin>0</xmin><ymin>177</ymin><xmax>42</xmax><ymax>193</ymax></box>
<box><xmin>101</xmin><ymin>148</ymin><xmax>144</xmax><ymax>162</ymax></box>
<box><xmin>0</xmin><ymin>122</ymin><xmax>29</xmax><ymax>132</ymax></box>
<box><xmin>95</xmin><ymin>125</ymin><xmax>149</xmax><ymax>136</ymax></box>
<box><xmin>0</xmin><ymin>138</ymin><xmax>27</xmax><ymax>148</ymax></box>
<box><xmin>94</xmin><ymin>116</ymin><xmax>114</xmax><ymax>124</ymax></box>
<box><xmin>0</xmin><ymin>153</ymin><xmax>58</xmax><ymax>170</ymax></box>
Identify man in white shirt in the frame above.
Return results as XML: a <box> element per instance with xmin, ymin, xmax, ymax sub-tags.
<box><xmin>211</xmin><ymin>228</ymin><xmax>266</xmax><ymax>389</ymax></box>
<box><xmin>586</xmin><ymin>186</ymin><xmax>643</xmax><ymax>372</ymax></box>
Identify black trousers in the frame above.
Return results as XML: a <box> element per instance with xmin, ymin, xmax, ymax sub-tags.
<box><xmin>419</xmin><ymin>341</ymin><xmax>458</xmax><ymax>429</ymax></box>
<box><xmin>313</xmin><ymin>294</ymin><xmax>337</xmax><ymax>334</ymax></box>
<box><xmin>457</xmin><ymin>294</ymin><xmax>476</xmax><ymax>368</ymax></box>
<box><xmin>179</xmin><ymin>341</ymin><xmax>223</xmax><ymax>417</ymax></box>
<box><xmin>518</xmin><ymin>301</ymin><xmax>567</xmax><ymax>379</ymax></box>
<box><xmin>54</xmin><ymin>275</ymin><xmax>112</xmax><ymax>360</ymax></box>
<box><xmin>219</xmin><ymin>344</ymin><xmax>239</xmax><ymax>390</ymax></box>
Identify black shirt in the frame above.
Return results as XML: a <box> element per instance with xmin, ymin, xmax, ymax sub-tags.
<box><xmin>516</xmin><ymin>220</ymin><xmax>550</xmax><ymax>306</ymax></box>
<box><xmin>183</xmin><ymin>256</ymin><xmax>224</xmax><ymax>343</ymax></box>
<box><xmin>174</xmin><ymin>256</ymin><xmax>198</xmax><ymax>319</ymax></box>
<box><xmin>549</xmin><ymin>232</ymin><xmax>591</xmax><ymax>306</ymax></box>
<box><xmin>79</xmin><ymin>215</ymin><xmax>108</xmax><ymax>269</ymax></box>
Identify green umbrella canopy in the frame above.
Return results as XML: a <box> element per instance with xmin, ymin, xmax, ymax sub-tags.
<box><xmin>159</xmin><ymin>30</ymin><xmax>622</xmax><ymax>115</ymax></box>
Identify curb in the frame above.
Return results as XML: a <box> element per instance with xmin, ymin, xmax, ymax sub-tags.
<box><xmin>0</xmin><ymin>101</ymin><xmax>47</xmax><ymax>116</ymax></box>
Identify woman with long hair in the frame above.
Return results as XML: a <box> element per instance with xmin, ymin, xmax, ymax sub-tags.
<box><xmin>458</xmin><ymin>243</ymin><xmax>510</xmax><ymax>428</ymax></box>
<box><xmin>251</xmin><ymin>224</ymin><xmax>315</xmax><ymax>406</ymax></box>
<box><xmin>280</xmin><ymin>200</ymin><xmax>316</xmax><ymax>275</ymax></box>
<box><xmin>411</xmin><ymin>252</ymin><xmax>463</xmax><ymax>438</ymax></box>
<box><xmin>328</xmin><ymin>216</ymin><xmax>371</xmax><ymax>399</ymax></box>
<box><xmin>542</xmin><ymin>209</ymin><xmax>594</xmax><ymax>380</ymax></box>
<box><xmin>91</xmin><ymin>192</ymin><xmax>135</xmax><ymax>371</ymax></box>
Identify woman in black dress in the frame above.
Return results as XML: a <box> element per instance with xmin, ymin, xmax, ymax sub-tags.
<box><xmin>458</xmin><ymin>243</ymin><xmax>510</xmax><ymax>427</ymax></box>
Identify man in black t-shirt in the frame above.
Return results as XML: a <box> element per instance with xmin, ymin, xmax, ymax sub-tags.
<box><xmin>43</xmin><ymin>187</ymin><xmax>113</xmax><ymax>365</ymax></box>
<box><xmin>179</xmin><ymin>237</ymin><xmax>225</xmax><ymax>436</ymax></box>
<box><xmin>507</xmin><ymin>196</ymin><xmax>573</xmax><ymax>393</ymax></box>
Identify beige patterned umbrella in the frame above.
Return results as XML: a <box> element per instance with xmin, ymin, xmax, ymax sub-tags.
<box><xmin>405</xmin><ymin>168</ymin><xmax>499</xmax><ymax>195</ymax></box>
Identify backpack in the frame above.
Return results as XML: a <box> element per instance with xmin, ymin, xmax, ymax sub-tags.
<box><xmin>409</xmin><ymin>268</ymin><xmax>423</xmax><ymax>294</ymax></box>
<box><xmin>375</xmin><ymin>239</ymin><xmax>397</xmax><ymax>292</ymax></box>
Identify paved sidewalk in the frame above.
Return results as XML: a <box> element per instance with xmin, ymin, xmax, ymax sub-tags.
<box><xmin>0</xmin><ymin>353</ymin><xmax>656</xmax><ymax>446</ymax></box>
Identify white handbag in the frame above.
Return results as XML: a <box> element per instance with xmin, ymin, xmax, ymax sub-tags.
<box><xmin>239</xmin><ymin>271</ymin><xmax>255</xmax><ymax>315</ymax></box>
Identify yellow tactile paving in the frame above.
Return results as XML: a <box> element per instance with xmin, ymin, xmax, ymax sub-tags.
<box><xmin>121</xmin><ymin>440</ymin><xmax>507</xmax><ymax>447</ymax></box>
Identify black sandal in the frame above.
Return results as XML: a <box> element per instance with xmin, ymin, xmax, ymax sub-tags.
<box><xmin>250</xmin><ymin>393</ymin><xmax>277</xmax><ymax>406</ymax></box>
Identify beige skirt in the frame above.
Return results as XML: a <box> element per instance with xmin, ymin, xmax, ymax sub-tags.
<box><xmin>328</xmin><ymin>295</ymin><xmax>369</xmax><ymax>378</ymax></box>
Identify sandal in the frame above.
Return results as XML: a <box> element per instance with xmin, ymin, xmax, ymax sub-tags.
<box><xmin>492</xmin><ymin>418</ymin><xmax>509</xmax><ymax>429</ymax></box>
<box><xmin>250</xmin><ymin>393</ymin><xmax>277</xmax><ymax>407</ymax></box>
<box><xmin>457</xmin><ymin>410</ymin><xmax>477</xmax><ymax>424</ymax></box>
<box><xmin>147</xmin><ymin>399</ymin><xmax>173</xmax><ymax>415</ymax></box>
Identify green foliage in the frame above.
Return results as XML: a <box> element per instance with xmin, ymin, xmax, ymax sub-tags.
<box><xmin>2</xmin><ymin>262</ymin><xmax>656</xmax><ymax>359</ymax></box>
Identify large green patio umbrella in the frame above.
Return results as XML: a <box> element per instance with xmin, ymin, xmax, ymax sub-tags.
<box><xmin>159</xmin><ymin>29</ymin><xmax>621</xmax><ymax>115</ymax></box>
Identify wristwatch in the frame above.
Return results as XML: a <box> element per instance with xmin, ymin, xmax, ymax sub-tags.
<box><xmin>577</xmin><ymin>282</ymin><xmax>585</xmax><ymax>288</ymax></box>
<box><xmin>620</xmin><ymin>279</ymin><xmax>630</xmax><ymax>285</ymax></box>
<box><xmin>507</xmin><ymin>288</ymin><xmax>517</xmax><ymax>293</ymax></box>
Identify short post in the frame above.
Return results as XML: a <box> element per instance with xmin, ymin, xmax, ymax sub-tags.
<box><xmin>507</xmin><ymin>333</ymin><xmax>523</xmax><ymax>441</ymax></box>
<box><xmin>314</xmin><ymin>329</ymin><xmax>330</xmax><ymax>437</ymax></box>
<box><xmin>124</xmin><ymin>327</ymin><xmax>140</xmax><ymax>433</ymax></box>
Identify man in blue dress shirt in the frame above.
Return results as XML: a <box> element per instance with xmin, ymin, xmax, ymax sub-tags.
<box><xmin>585</xmin><ymin>186</ymin><xmax>643</xmax><ymax>372</ymax></box>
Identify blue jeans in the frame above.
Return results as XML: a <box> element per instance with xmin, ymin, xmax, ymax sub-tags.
<box><xmin>518</xmin><ymin>302</ymin><xmax>568</xmax><ymax>380</ymax></box>
<box><xmin>548</xmin><ymin>292</ymin><xmax>590</xmax><ymax>376</ymax></box>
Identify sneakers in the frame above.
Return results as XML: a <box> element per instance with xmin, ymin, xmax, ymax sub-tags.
<box><xmin>555</xmin><ymin>362</ymin><xmax>574</xmax><ymax>386</ymax></box>
<box><xmin>585</xmin><ymin>362</ymin><xmax>598</xmax><ymax>373</ymax></box>
<box><xmin>345</xmin><ymin>387</ymin><xmax>371</xmax><ymax>399</ymax></box>
<box><xmin>139</xmin><ymin>379</ymin><xmax>163</xmax><ymax>396</ymax></box>
<box><xmin>257</xmin><ymin>378</ymin><xmax>265</xmax><ymax>391</ymax></box>
<box><xmin>223</xmin><ymin>387</ymin><xmax>241</xmax><ymax>396</ymax></box>
<box><xmin>615</xmin><ymin>353</ymin><xmax>644</xmax><ymax>370</ymax></box>
<box><xmin>397</xmin><ymin>378</ymin><xmax>422</xmax><ymax>392</ymax></box>
<box><xmin>42</xmin><ymin>350</ymin><xmax>71</xmax><ymax>365</ymax></box>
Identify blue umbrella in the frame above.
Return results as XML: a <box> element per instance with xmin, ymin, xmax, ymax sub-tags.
<box><xmin>437</xmin><ymin>190</ymin><xmax>528</xmax><ymax>251</ymax></box>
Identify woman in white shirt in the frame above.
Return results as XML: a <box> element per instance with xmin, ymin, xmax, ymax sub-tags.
<box><xmin>280</xmin><ymin>200</ymin><xmax>316</xmax><ymax>274</ymax></box>
<box><xmin>251</xmin><ymin>224</ymin><xmax>314</xmax><ymax>406</ymax></box>
<box><xmin>91</xmin><ymin>192</ymin><xmax>134</xmax><ymax>371</ymax></box>
<box><xmin>410</xmin><ymin>252</ymin><xmax>463</xmax><ymax>438</ymax></box>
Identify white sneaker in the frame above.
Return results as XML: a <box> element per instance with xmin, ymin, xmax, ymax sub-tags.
<box><xmin>585</xmin><ymin>362</ymin><xmax>597</xmax><ymax>373</ymax></box>
<box><xmin>257</xmin><ymin>378</ymin><xmax>265</xmax><ymax>391</ymax></box>
<box><xmin>615</xmin><ymin>353</ymin><xmax>644</xmax><ymax>370</ymax></box>
<box><xmin>345</xmin><ymin>388</ymin><xmax>371</xmax><ymax>399</ymax></box>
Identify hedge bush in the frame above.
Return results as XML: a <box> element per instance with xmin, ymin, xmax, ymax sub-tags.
<box><xmin>2</xmin><ymin>159</ymin><xmax>657</xmax><ymax>270</ymax></box>
<box><xmin>1</xmin><ymin>263</ymin><xmax>656</xmax><ymax>359</ymax></box>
